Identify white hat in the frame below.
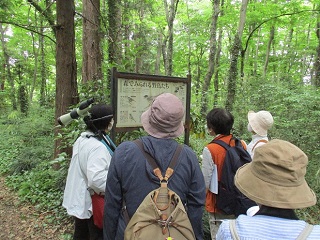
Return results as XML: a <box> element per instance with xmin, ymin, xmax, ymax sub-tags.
<box><xmin>248</xmin><ymin>110</ymin><xmax>273</xmax><ymax>136</ymax></box>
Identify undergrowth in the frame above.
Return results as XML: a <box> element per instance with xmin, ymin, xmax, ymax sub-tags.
<box><xmin>0</xmin><ymin>105</ymin><xmax>73</xmax><ymax>238</ymax></box>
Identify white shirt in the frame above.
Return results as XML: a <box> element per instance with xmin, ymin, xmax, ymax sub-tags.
<box><xmin>62</xmin><ymin>131</ymin><xmax>112</xmax><ymax>219</ymax></box>
<box><xmin>217</xmin><ymin>214</ymin><xmax>320</xmax><ymax>240</ymax></box>
<box><xmin>202</xmin><ymin>146</ymin><xmax>217</xmax><ymax>191</ymax></box>
<box><xmin>247</xmin><ymin>134</ymin><xmax>269</xmax><ymax>158</ymax></box>
<box><xmin>201</xmin><ymin>135</ymin><xmax>220</xmax><ymax>193</ymax></box>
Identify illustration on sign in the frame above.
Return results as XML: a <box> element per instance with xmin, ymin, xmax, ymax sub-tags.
<box><xmin>117</xmin><ymin>78</ymin><xmax>187</xmax><ymax>128</ymax></box>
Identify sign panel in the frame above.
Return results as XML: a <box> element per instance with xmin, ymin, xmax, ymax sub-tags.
<box><xmin>116</xmin><ymin>78</ymin><xmax>187</xmax><ymax>127</ymax></box>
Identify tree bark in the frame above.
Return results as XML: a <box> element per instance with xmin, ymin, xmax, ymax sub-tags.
<box><xmin>213</xmin><ymin>0</ymin><xmax>224</xmax><ymax>108</ymax></box>
<box><xmin>135</xmin><ymin>6</ymin><xmax>145</xmax><ymax>73</ymax></box>
<box><xmin>0</xmin><ymin>63</ymin><xmax>4</xmax><ymax>91</ymax></box>
<box><xmin>200</xmin><ymin>0</ymin><xmax>220</xmax><ymax>117</ymax></box>
<box><xmin>225</xmin><ymin>0</ymin><xmax>248</xmax><ymax>111</ymax></box>
<box><xmin>54</xmin><ymin>0</ymin><xmax>78</xmax><ymax>159</ymax></box>
<box><xmin>82</xmin><ymin>0</ymin><xmax>102</xmax><ymax>83</ymax></box>
<box><xmin>0</xmin><ymin>23</ymin><xmax>17</xmax><ymax>110</ymax></box>
<box><xmin>214</xmin><ymin>27</ymin><xmax>223</xmax><ymax>107</ymax></box>
<box><xmin>253</xmin><ymin>28</ymin><xmax>261</xmax><ymax>76</ymax></box>
<box><xmin>40</xmin><ymin>19</ymin><xmax>47</xmax><ymax>106</ymax></box>
<box><xmin>30</xmin><ymin>30</ymin><xmax>39</xmax><ymax>102</ymax></box>
<box><xmin>301</xmin><ymin>23</ymin><xmax>311</xmax><ymax>84</ymax></box>
<box><xmin>194</xmin><ymin>47</ymin><xmax>204</xmax><ymax>103</ymax></box>
<box><xmin>155</xmin><ymin>32</ymin><xmax>162</xmax><ymax>75</ymax></box>
<box><xmin>123</xmin><ymin>1</ymin><xmax>131</xmax><ymax>71</ymax></box>
<box><xmin>277</xmin><ymin>28</ymin><xmax>293</xmax><ymax>82</ymax></box>
<box><xmin>313</xmin><ymin>20</ymin><xmax>320</xmax><ymax>87</ymax></box>
<box><xmin>163</xmin><ymin>0</ymin><xmax>179</xmax><ymax>76</ymax></box>
<box><xmin>263</xmin><ymin>26</ymin><xmax>274</xmax><ymax>78</ymax></box>
<box><xmin>108</xmin><ymin>0</ymin><xmax>122</xmax><ymax>65</ymax></box>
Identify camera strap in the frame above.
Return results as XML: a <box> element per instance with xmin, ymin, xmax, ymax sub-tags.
<box><xmin>86</xmin><ymin>132</ymin><xmax>116</xmax><ymax>155</ymax></box>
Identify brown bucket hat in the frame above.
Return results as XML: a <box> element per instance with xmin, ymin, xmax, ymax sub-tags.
<box><xmin>235</xmin><ymin>139</ymin><xmax>316</xmax><ymax>209</ymax></box>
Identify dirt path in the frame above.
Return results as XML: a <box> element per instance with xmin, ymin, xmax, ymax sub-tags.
<box><xmin>0</xmin><ymin>176</ymin><xmax>72</xmax><ymax>240</ymax></box>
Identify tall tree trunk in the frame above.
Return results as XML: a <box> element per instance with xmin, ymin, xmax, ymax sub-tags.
<box><xmin>286</xmin><ymin>28</ymin><xmax>295</xmax><ymax>78</ymax></box>
<box><xmin>54</xmin><ymin>0</ymin><xmax>78</xmax><ymax>160</ymax></box>
<box><xmin>200</xmin><ymin>0</ymin><xmax>220</xmax><ymax>117</ymax></box>
<box><xmin>82</xmin><ymin>0</ymin><xmax>102</xmax><ymax>83</ymax></box>
<box><xmin>213</xmin><ymin>0</ymin><xmax>224</xmax><ymax>107</ymax></box>
<box><xmin>186</xmin><ymin>0</ymin><xmax>191</xmax><ymax>74</ymax></box>
<box><xmin>253</xmin><ymin>28</ymin><xmax>261</xmax><ymax>76</ymax></box>
<box><xmin>314</xmin><ymin>20</ymin><xmax>320</xmax><ymax>87</ymax></box>
<box><xmin>214</xmin><ymin>27</ymin><xmax>223</xmax><ymax>107</ymax></box>
<box><xmin>135</xmin><ymin>6</ymin><xmax>145</xmax><ymax>73</ymax></box>
<box><xmin>155</xmin><ymin>32</ymin><xmax>162</xmax><ymax>75</ymax></box>
<box><xmin>163</xmin><ymin>0</ymin><xmax>179</xmax><ymax>76</ymax></box>
<box><xmin>30</xmin><ymin>31</ymin><xmax>40</xmax><ymax>102</ymax></box>
<box><xmin>123</xmin><ymin>1</ymin><xmax>131</xmax><ymax>71</ymax></box>
<box><xmin>263</xmin><ymin>26</ymin><xmax>275</xmax><ymax>78</ymax></box>
<box><xmin>108</xmin><ymin>0</ymin><xmax>122</xmax><ymax>65</ymax></box>
<box><xmin>225</xmin><ymin>0</ymin><xmax>248</xmax><ymax>111</ymax></box>
<box><xmin>301</xmin><ymin>23</ymin><xmax>311</xmax><ymax>84</ymax></box>
<box><xmin>0</xmin><ymin>23</ymin><xmax>17</xmax><ymax>110</ymax></box>
<box><xmin>135</xmin><ymin>25</ymin><xmax>143</xmax><ymax>73</ymax></box>
<box><xmin>39</xmin><ymin>19</ymin><xmax>47</xmax><ymax>106</ymax></box>
<box><xmin>1</xmin><ymin>63</ymin><xmax>4</xmax><ymax>91</ymax></box>
<box><xmin>194</xmin><ymin>47</ymin><xmax>204</xmax><ymax>103</ymax></box>
<box><xmin>277</xmin><ymin>28</ymin><xmax>293</xmax><ymax>82</ymax></box>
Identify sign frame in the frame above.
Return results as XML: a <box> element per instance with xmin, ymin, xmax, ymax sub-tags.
<box><xmin>110</xmin><ymin>67</ymin><xmax>191</xmax><ymax>145</ymax></box>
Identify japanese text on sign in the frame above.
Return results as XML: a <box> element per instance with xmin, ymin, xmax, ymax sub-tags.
<box><xmin>117</xmin><ymin>78</ymin><xmax>187</xmax><ymax>127</ymax></box>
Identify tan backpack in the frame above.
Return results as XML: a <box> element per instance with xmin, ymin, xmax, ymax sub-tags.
<box><xmin>124</xmin><ymin>139</ymin><xmax>196</xmax><ymax>240</ymax></box>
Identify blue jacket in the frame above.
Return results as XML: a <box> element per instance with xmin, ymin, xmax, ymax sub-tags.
<box><xmin>103</xmin><ymin>136</ymin><xmax>206</xmax><ymax>240</ymax></box>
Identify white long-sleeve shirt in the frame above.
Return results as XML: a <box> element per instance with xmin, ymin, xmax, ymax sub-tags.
<box><xmin>62</xmin><ymin>131</ymin><xmax>112</xmax><ymax>219</ymax></box>
<box><xmin>202</xmin><ymin>146</ymin><xmax>218</xmax><ymax>193</ymax></box>
<box><xmin>217</xmin><ymin>215</ymin><xmax>320</xmax><ymax>240</ymax></box>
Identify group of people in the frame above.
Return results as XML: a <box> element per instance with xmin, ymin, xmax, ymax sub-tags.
<box><xmin>201</xmin><ymin>108</ymin><xmax>275</xmax><ymax>239</ymax></box>
<box><xmin>62</xmin><ymin>93</ymin><xmax>319</xmax><ymax>240</ymax></box>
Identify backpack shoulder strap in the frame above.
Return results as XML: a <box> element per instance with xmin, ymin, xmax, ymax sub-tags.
<box><xmin>133</xmin><ymin>139</ymin><xmax>183</xmax><ymax>181</ymax></box>
<box><xmin>229</xmin><ymin>219</ymin><xmax>240</xmax><ymax>240</ymax></box>
<box><xmin>252</xmin><ymin>139</ymin><xmax>268</xmax><ymax>152</ymax></box>
<box><xmin>296</xmin><ymin>223</ymin><xmax>314</xmax><ymax>240</ymax></box>
<box><xmin>212</xmin><ymin>137</ymin><xmax>244</xmax><ymax>149</ymax></box>
<box><xmin>134</xmin><ymin>139</ymin><xmax>158</xmax><ymax>170</ymax></box>
<box><xmin>166</xmin><ymin>144</ymin><xmax>183</xmax><ymax>180</ymax></box>
<box><xmin>212</xmin><ymin>139</ymin><xmax>230</xmax><ymax>150</ymax></box>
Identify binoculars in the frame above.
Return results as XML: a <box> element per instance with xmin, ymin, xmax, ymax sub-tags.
<box><xmin>57</xmin><ymin>98</ymin><xmax>95</xmax><ymax>126</ymax></box>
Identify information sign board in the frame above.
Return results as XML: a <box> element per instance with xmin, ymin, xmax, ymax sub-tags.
<box><xmin>116</xmin><ymin>78</ymin><xmax>187</xmax><ymax>127</ymax></box>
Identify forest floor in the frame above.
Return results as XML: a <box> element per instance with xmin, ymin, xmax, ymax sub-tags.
<box><xmin>0</xmin><ymin>176</ymin><xmax>73</xmax><ymax>240</ymax></box>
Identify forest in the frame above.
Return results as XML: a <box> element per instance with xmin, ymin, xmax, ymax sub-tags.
<box><xmin>0</xmin><ymin>0</ymin><xmax>319</xmax><ymax>239</ymax></box>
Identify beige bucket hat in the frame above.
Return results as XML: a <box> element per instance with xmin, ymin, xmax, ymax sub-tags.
<box><xmin>141</xmin><ymin>93</ymin><xmax>185</xmax><ymax>139</ymax></box>
<box><xmin>235</xmin><ymin>139</ymin><xmax>316</xmax><ymax>209</ymax></box>
<box><xmin>248</xmin><ymin>110</ymin><xmax>274</xmax><ymax>136</ymax></box>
